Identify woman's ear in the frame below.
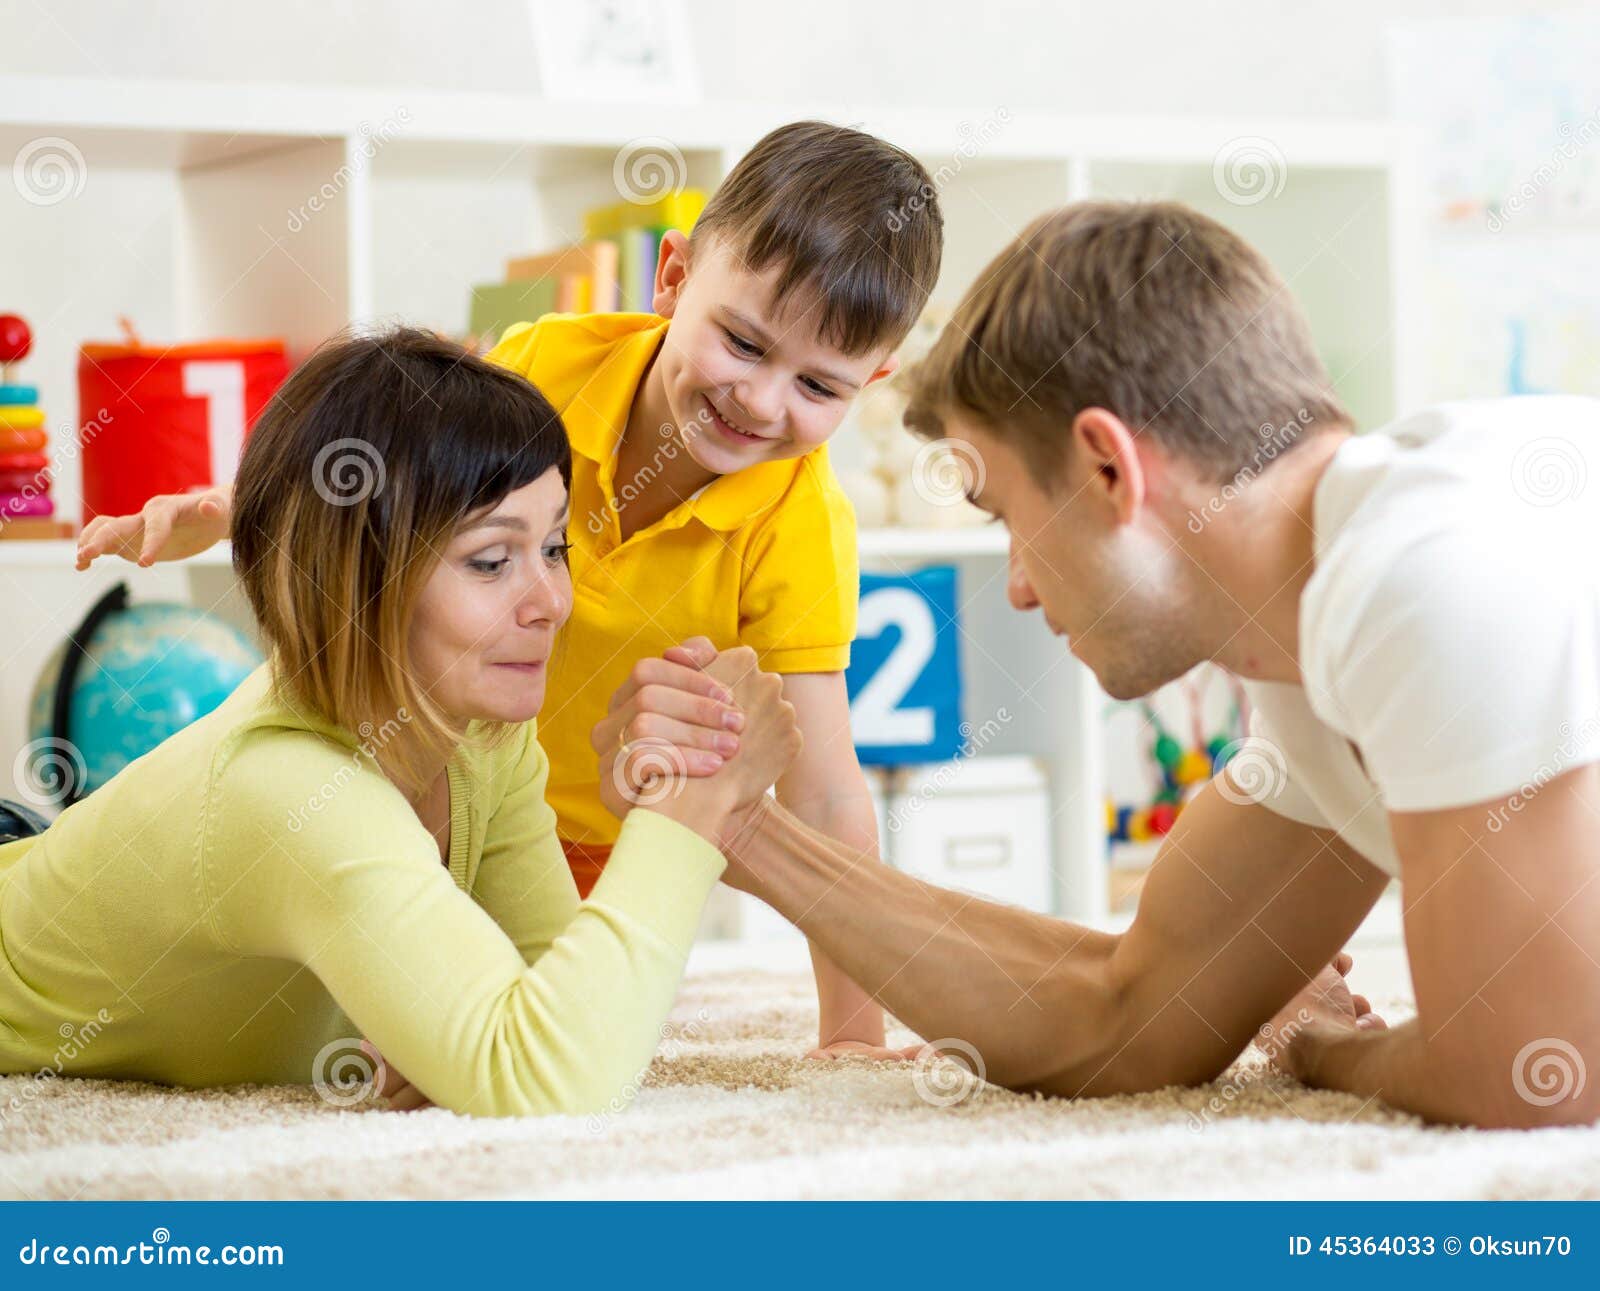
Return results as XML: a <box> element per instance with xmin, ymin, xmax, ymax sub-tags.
<box><xmin>1072</xmin><ymin>406</ymin><xmax>1145</xmax><ymax>524</ymax></box>
<box><xmin>651</xmin><ymin>230</ymin><xmax>692</xmax><ymax>318</ymax></box>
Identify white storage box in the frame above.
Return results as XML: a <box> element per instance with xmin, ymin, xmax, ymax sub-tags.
<box><xmin>883</xmin><ymin>756</ymin><xmax>1052</xmax><ymax>912</ymax></box>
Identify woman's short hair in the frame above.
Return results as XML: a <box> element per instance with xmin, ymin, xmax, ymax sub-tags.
<box><xmin>232</xmin><ymin>325</ymin><xmax>571</xmax><ymax>784</ymax></box>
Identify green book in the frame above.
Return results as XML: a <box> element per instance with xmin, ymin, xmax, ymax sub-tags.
<box><xmin>469</xmin><ymin>277</ymin><xmax>560</xmax><ymax>344</ymax></box>
<box><xmin>616</xmin><ymin>233</ymin><xmax>640</xmax><ymax>312</ymax></box>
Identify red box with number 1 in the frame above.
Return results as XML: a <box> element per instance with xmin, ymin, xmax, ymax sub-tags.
<box><xmin>76</xmin><ymin>338</ymin><xmax>288</xmax><ymax>523</ymax></box>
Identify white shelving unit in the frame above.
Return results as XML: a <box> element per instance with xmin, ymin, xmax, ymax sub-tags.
<box><xmin>0</xmin><ymin>75</ymin><xmax>1421</xmax><ymax>928</ymax></box>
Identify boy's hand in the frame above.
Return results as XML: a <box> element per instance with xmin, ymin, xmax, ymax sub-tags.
<box><xmin>75</xmin><ymin>484</ymin><xmax>233</xmax><ymax>570</ymax></box>
<box><xmin>808</xmin><ymin>1039</ymin><xmax>926</xmax><ymax>1062</ymax></box>
<box><xmin>593</xmin><ymin>636</ymin><xmax>745</xmax><ymax>818</ymax></box>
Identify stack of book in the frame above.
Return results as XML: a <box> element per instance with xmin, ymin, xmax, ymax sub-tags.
<box><xmin>469</xmin><ymin>190</ymin><xmax>705</xmax><ymax>347</ymax></box>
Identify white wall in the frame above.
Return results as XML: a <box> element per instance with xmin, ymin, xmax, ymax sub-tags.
<box><xmin>0</xmin><ymin>0</ymin><xmax>1583</xmax><ymax>120</ymax></box>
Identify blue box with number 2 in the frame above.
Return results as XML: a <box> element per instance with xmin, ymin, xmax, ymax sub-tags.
<box><xmin>845</xmin><ymin>566</ymin><xmax>964</xmax><ymax>766</ymax></box>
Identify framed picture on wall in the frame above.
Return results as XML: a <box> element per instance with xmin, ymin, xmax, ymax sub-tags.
<box><xmin>528</xmin><ymin>0</ymin><xmax>700</xmax><ymax>103</ymax></box>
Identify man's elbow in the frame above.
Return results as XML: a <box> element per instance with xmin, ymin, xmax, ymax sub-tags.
<box><xmin>991</xmin><ymin>961</ymin><xmax>1234</xmax><ymax>1100</ymax></box>
<box><xmin>1438</xmin><ymin>1053</ymin><xmax>1598</xmax><ymax>1130</ymax></box>
<box><xmin>1460</xmin><ymin>1088</ymin><xmax>1599</xmax><ymax>1131</ymax></box>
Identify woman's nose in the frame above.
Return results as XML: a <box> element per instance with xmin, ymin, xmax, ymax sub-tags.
<box><xmin>518</xmin><ymin>567</ymin><xmax>570</xmax><ymax>627</ymax></box>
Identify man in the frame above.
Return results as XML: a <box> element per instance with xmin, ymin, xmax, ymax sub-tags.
<box><xmin>614</xmin><ymin>201</ymin><xmax>1600</xmax><ymax>1129</ymax></box>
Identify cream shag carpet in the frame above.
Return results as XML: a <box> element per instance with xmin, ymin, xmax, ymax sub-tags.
<box><xmin>3</xmin><ymin>968</ymin><xmax>1597</xmax><ymax>1201</ymax></box>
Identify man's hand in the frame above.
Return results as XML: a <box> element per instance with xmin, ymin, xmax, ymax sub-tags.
<box><xmin>595</xmin><ymin>641</ymin><xmax>801</xmax><ymax>845</ymax></box>
<box><xmin>697</xmin><ymin>647</ymin><xmax>802</xmax><ymax>809</ymax></box>
<box><xmin>75</xmin><ymin>484</ymin><xmax>233</xmax><ymax>569</ymax></box>
<box><xmin>1282</xmin><ymin>764</ymin><xmax>1600</xmax><ymax>1127</ymax></box>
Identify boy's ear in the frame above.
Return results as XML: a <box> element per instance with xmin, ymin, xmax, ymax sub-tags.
<box><xmin>864</xmin><ymin>353</ymin><xmax>900</xmax><ymax>386</ymax></box>
<box><xmin>652</xmin><ymin>230</ymin><xmax>692</xmax><ymax>318</ymax></box>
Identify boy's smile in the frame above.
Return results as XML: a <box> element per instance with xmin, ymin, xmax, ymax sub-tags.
<box><xmin>702</xmin><ymin>392</ymin><xmax>776</xmax><ymax>445</ymax></box>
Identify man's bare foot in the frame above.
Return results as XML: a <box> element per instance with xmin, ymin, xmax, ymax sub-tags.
<box><xmin>1256</xmin><ymin>952</ymin><xmax>1386</xmax><ymax>1071</ymax></box>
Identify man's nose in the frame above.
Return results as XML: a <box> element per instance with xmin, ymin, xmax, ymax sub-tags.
<box><xmin>1006</xmin><ymin>541</ymin><xmax>1040</xmax><ymax>612</ymax></box>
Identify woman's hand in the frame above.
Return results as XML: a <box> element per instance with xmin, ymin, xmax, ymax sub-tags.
<box><xmin>75</xmin><ymin>483</ymin><xmax>233</xmax><ymax>570</ymax></box>
<box><xmin>593</xmin><ymin>636</ymin><xmax>745</xmax><ymax>820</ymax></box>
<box><xmin>596</xmin><ymin>642</ymin><xmax>802</xmax><ymax>841</ymax></box>
<box><xmin>358</xmin><ymin>1039</ymin><xmax>434</xmax><ymax>1112</ymax></box>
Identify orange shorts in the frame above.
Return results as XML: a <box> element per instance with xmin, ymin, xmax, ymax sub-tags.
<box><xmin>560</xmin><ymin>839</ymin><xmax>614</xmax><ymax>899</ymax></box>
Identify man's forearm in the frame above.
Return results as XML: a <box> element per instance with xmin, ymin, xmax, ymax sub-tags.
<box><xmin>1301</xmin><ymin>1017</ymin><xmax>1595</xmax><ymax>1129</ymax></box>
<box><xmin>731</xmin><ymin>800</ymin><xmax>1123</xmax><ymax>1091</ymax></box>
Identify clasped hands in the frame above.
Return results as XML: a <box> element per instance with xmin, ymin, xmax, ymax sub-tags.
<box><xmin>592</xmin><ymin>637</ymin><xmax>798</xmax><ymax>882</ymax></box>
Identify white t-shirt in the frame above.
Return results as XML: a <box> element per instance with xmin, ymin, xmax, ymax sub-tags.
<box><xmin>1237</xmin><ymin>396</ymin><xmax>1600</xmax><ymax>878</ymax></box>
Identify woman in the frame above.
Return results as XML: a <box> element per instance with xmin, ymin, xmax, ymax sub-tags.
<box><xmin>0</xmin><ymin>327</ymin><xmax>797</xmax><ymax>1117</ymax></box>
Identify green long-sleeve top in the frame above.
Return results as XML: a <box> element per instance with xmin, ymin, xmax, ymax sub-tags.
<box><xmin>0</xmin><ymin>664</ymin><xmax>724</xmax><ymax>1117</ymax></box>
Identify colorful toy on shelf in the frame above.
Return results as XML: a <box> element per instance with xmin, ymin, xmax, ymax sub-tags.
<box><xmin>1104</xmin><ymin>670</ymin><xmax>1251</xmax><ymax>847</ymax></box>
<box><xmin>0</xmin><ymin>312</ymin><xmax>71</xmax><ymax>540</ymax></box>
<box><xmin>77</xmin><ymin>319</ymin><xmax>287</xmax><ymax>523</ymax></box>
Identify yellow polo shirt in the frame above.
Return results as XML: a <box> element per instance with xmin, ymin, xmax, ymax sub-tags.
<box><xmin>489</xmin><ymin>313</ymin><xmax>859</xmax><ymax>848</ymax></box>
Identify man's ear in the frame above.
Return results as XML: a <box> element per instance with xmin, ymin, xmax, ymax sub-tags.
<box><xmin>1072</xmin><ymin>406</ymin><xmax>1144</xmax><ymax>524</ymax></box>
<box><xmin>652</xmin><ymin>229</ymin><xmax>692</xmax><ymax>318</ymax></box>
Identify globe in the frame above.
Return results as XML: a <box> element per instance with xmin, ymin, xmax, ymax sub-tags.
<box><xmin>26</xmin><ymin>594</ymin><xmax>263</xmax><ymax>802</ymax></box>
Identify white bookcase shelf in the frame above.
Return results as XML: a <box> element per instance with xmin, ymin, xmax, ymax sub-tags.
<box><xmin>0</xmin><ymin>75</ymin><xmax>1421</xmax><ymax>928</ymax></box>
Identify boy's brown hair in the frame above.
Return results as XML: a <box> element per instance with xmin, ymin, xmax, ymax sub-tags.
<box><xmin>904</xmin><ymin>200</ymin><xmax>1351</xmax><ymax>483</ymax></box>
<box><xmin>692</xmin><ymin>120</ymin><xmax>944</xmax><ymax>356</ymax></box>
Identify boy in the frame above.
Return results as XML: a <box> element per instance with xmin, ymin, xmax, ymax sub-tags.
<box><xmin>76</xmin><ymin>120</ymin><xmax>945</xmax><ymax>1059</ymax></box>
